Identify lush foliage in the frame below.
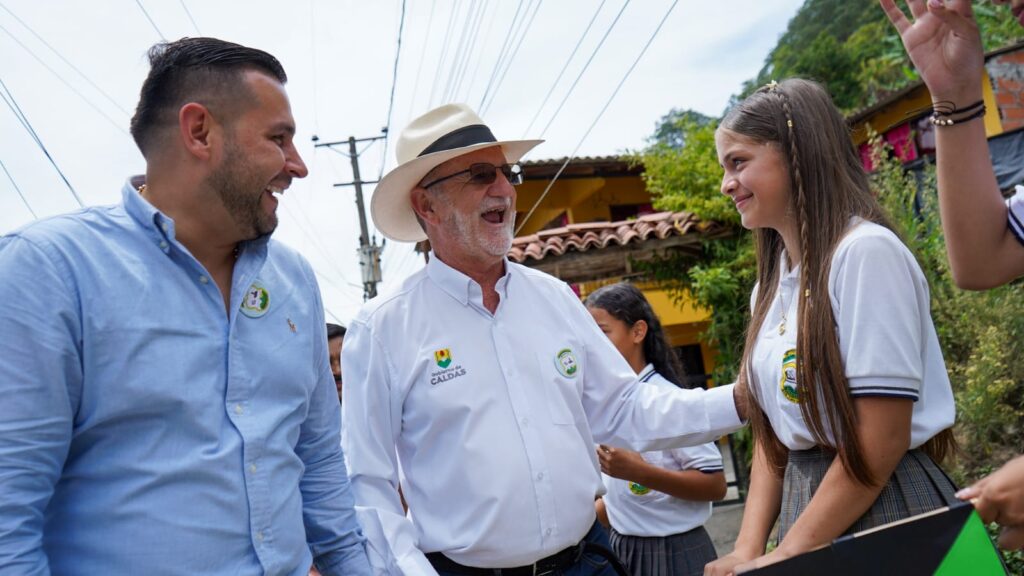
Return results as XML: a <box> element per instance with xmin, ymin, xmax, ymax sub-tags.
<box><xmin>737</xmin><ymin>0</ymin><xmax>1024</xmax><ymax>113</ymax></box>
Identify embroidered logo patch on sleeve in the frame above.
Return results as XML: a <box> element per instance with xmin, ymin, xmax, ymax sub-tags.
<box><xmin>240</xmin><ymin>281</ymin><xmax>270</xmax><ymax>318</ymax></box>
<box><xmin>555</xmin><ymin>348</ymin><xmax>578</xmax><ymax>378</ymax></box>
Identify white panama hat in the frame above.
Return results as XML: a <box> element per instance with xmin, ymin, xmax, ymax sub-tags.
<box><xmin>371</xmin><ymin>103</ymin><xmax>544</xmax><ymax>242</ymax></box>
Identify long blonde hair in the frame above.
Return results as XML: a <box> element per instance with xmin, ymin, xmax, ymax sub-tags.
<box><xmin>723</xmin><ymin>79</ymin><xmax>954</xmax><ymax>486</ymax></box>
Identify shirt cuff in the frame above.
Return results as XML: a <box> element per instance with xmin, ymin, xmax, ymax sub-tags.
<box><xmin>315</xmin><ymin>546</ymin><xmax>373</xmax><ymax>576</ymax></box>
<box><xmin>704</xmin><ymin>384</ymin><xmax>743</xmax><ymax>436</ymax></box>
<box><xmin>1006</xmin><ymin>185</ymin><xmax>1024</xmax><ymax>246</ymax></box>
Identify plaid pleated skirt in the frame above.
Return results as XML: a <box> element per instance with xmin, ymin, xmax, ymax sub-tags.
<box><xmin>608</xmin><ymin>525</ymin><xmax>717</xmax><ymax>576</ymax></box>
<box><xmin>777</xmin><ymin>447</ymin><xmax>958</xmax><ymax>543</ymax></box>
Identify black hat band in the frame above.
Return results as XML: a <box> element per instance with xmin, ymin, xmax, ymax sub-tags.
<box><xmin>418</xmin><ymin>124</ymin><xmax>497</xmax><ymax>157</ymax></box>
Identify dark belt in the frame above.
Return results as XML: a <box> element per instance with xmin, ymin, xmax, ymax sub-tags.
<box><xmin>426</xmin><ymin>539</ymin><xmax>626</xmax><ymax>576</ymax></box>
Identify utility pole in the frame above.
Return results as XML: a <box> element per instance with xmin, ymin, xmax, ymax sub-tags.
<box><xmin>312</xmin><ymin>131</ymin><xmax>386</xmax><ymax>301</ymax></box>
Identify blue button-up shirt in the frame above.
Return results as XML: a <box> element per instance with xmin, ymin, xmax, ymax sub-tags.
<box><xmin>0</xmin><ymin>180</ymin><xmax>370</xmax><ymax>575</ymax></box>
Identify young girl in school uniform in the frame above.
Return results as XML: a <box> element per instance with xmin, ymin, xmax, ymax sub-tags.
<box><xmin>586</xmin><ymin>282</ymin><xmax>726</xmax><ymax>576</ymax></box>
<box><xmin>704</xmin><ymin>78</ymin><xmax>958</xmax><ymax>576</ymax></box>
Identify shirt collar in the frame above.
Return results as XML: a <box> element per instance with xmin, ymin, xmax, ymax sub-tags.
<box><xmin>638</xmin><ymin>363</ymin><xmax>656</xmax><ymax>382</ymax></box>
<box><xmin>426</xmin><ymin>253</ymin><xmax>511</xmax><ymax>308</ymax></box>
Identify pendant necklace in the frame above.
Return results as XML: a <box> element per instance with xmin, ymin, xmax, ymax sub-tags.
<box><xmin>777</xmin><ymin>287</ymin><xmax>790</xmax><ymax>335</ymax></box>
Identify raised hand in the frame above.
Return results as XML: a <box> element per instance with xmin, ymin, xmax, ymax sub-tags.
<box><xmin>879</xmin><ymin>0</ymin><xmax>984</xmax><ymax>105</ymax></box>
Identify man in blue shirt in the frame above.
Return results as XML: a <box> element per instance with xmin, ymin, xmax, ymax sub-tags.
<box><xmin>0</xmin><ymin>38</ymin><xmax>370</xmax><ymax>575</ymax></box>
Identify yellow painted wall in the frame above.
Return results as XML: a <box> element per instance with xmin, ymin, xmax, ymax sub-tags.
<box><xmin>515</xmin><ymin>176</ymin><xmax>650</xmax><ymax>236</ymax></box>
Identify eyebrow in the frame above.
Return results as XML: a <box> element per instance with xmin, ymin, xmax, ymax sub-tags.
<box><xmin>270</xmin><ymin>121</ymin><xmax>296</xmax><ymax>136</ymax></box>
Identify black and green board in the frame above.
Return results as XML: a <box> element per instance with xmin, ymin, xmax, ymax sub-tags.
<box><xmin>746</xmin><ymin>501</ymin><xmax>1006</xmax><ymax>575</ymax></box>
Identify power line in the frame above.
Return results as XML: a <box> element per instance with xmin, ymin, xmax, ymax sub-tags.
<box><xmin>406</xmin><ymin>0</ymin><xmax>437</xmax><ymax>118</ymax></box>
<box><xmin>446</xmin><ymin>0</ymin><xmax>490</xmax><ymax>103</ymax></box>
<box><xmin>536</xmin><ymin>0</ymin><xmax>630</xmax><ymax>139</ymax></box>
<box><xmin>0</xmin><ymin>21</ymin><xmax>130</xmax><ymax>135</ymax></box>
<box><xmin>0</xmin><ymin>75</ymin><xmax>83</xmax><ymax>207</ymax></box>
<box><xmin>178</xmin><ymin>0</ymin><xmax>201</xmax><ymax>35</ymax></box>
<box><xmin>428</xmin><ymin>0</ymin><xmax>462</xmax><ymax>107</ymax></box>
<box><xmin>476</xmin><ymin>0</ymin><xmax>525</xmax><ymax>110</ymax></box>
<box><xmin>521</xmin><ymin>0</ymin><xmax>607</xmax><ymax>137</ymax></box>
<box><xmin>441</xmin><ymin>0</ymin><xmax>484</xmax><ymax>104</ymax></box>
<box><xmin>378</xmin><ymin>0</ymin><xmax>407</xmax><ymax>180</ymax></box>
<box><xmin>516</xmin><ymin>0</ymin><xmax>679</xmax><ymax>235</ymax></box>
<box><xmin>135</xmin><ymin>0</ymin><xmax>166</xmax><ymax>40</ymax></box>
<box><xmin>480</xmin><ymin>0</ymin><xmax>544</xmax><ymax>115</ymax></box>
<box><xmin>0</xmin><ymin>155</ymin><xmax>36</xmax><ymax>219</ymax></box>
<box><xmin>456</xmin><ymin>0</ymin><xmax>500</xmax><ymax>103</ymax></box>
<box><xmin>0</xmin><ymin>2</ymin><xmax>131</xmax><ymax>115</ymax></box>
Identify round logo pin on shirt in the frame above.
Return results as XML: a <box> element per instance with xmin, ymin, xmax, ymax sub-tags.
<box><xmin>240</xmin><ymin>281</ymin><xmax>270</xmax><ymax>318</ymax></box>
<box><xmin>555</xmin><ymin>348</ymin><xmax>579</xmax><ymax>378</ymax></box>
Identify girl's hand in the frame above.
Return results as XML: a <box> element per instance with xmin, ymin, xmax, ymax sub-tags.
<box><xmin>879</xmin><ymin>0</ymin><xmax>984</xmax><ymax>105</ymax></box>
<box><xmin>597</xmin><ymin>445</ymin><xmax>646</xmax><ymax>480</ymax></box>
<box><xmin>704</xmin><ymin>550</ymin><xmax>758</xmax><ymax>576</ymax></box>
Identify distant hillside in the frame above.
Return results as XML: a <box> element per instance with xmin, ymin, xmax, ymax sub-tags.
<box><xmin>737</xmin><ymin>0</ymin><xmax>1024</xmax><ymax>113</ymax></box>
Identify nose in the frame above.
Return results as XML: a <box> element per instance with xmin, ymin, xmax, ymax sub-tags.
<box><xmin>286</xmin><ymin>144</ymin><xmax>309</xmax><ymax>179</ymax></box>
<box><xmin>720</xmin><ymin>172</ymin><xmax>736</xmax><ymax>196</ymax></box>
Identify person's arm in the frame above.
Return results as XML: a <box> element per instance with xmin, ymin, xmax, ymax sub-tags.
<box><xmin>881</xmin><ymin>0</ymin><xmax>1024</xmax><ymax>288</ymax></box>
<box><xmin>341</xmin><ymin>318</ymin><xmax>438</xmax><ymax>576</ymax></box>
<box><xmin>595</xmin><ymin>497</ymin><xmax>610</xmax><ymax>529</ymax></box>
<box><xmin>704</xmin><ymin>443</ymin><xmax>783</xmax><ymax>576</ymax></box>
<box><xmin>597</xmin><ymin>446</ymin><xmax>726</xmax><ymax>501</ymax></box>
<box><xmin>957</xmin><ymin>455</ymin><xmax>1024</xmax><ymax>549</ymax></box>
<box><xmin>297</xmin><ymin>271</ymin><xmax>371</xmax><ymax>576</ymax></box>
<box><xmin>0</xmin><ymin>236</ymin><xmax>80</xmax><ymax>574</ymax></box>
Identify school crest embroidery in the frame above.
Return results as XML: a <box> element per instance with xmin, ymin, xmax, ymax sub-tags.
<box><xmin>629</xmin><ymin>482</ymin><xmax>651</xmax><ymax>496</ymax></box>
<box><xmin>434</xmin><ymin>348</ymin><xmax>452</xmax><ymax>369</ymax></box>
<box><xmin>555</xmin><ymin>348</ymin><xmax>578</xmax><ymax>378</ymax></box>
<box><xmin>780</xmin><ymin>348</ymin><xmax>800</xmax><ymax>403</ymax></box>
<box><xmin>240</xmin><ymin>281</ymin><xmax>270</xmax><ymax>318</ymax></box>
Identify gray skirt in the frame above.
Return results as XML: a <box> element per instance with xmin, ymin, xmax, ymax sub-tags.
<box><xmin>777</xmin><ymin>448</ymin><xmax>958</xmax><ymax>543</ymax></box>
<box><xmin>608</xmin><ymin>525</ymin><xmax>717</xmax><ymax>576</ymax></box>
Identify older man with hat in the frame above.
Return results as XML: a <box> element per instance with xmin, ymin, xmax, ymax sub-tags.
<box><xmin>341</xmin><ymin>103</ymin><xmax>747</xmax><ymax>575</ymax></box>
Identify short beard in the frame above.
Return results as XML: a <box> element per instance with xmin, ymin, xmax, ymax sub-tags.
<box><xmin>207</xmin><ymin>136</ymin><xmax>277</xmax><ymax>239</ymax></box>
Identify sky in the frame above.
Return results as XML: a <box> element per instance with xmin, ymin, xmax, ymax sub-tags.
<box><xmin>0</xmin><ymin>0</ymin><xmax>804</xmax><ymax>323</ymax></box>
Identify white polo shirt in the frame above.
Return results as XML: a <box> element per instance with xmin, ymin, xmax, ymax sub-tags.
<box><xmin>342</xmin><ymin>255</ymin><xmax>742</xmax><ymax>573</ymax></box>
<box><xmin>748</xmin><ymin>220</ymin><xmax>954</xmax><ymax>451</ymax></box>
<box><xmin>602</xmin><ymin>366</ymin><xmax>723</xmax><ymax>538</ymax></box>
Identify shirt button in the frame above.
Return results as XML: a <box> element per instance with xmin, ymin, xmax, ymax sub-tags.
<box><xmin>234</xmin><ymin>404</ymin><xmax>243</xmax><ymax>414</ymax></box>
<box><xmin>256</xmin><ymin>531</ymin><xmax>264</xmax><ymax>542</ymax></box>
<box><xmin>159</xmin><ymin>240</ymin><xmax>168</xmax><ymax>250</ymax></box>
<box><xmin>537</xmin><ymin>472</ymin><xmax>544</xmax><ymax>481</ymax></box>
<box><xmin>545</xmin><ymin>528</ymin><xmax>552</xmax><ymax>537</ymax></box>
<box><xmin>161</xmin><ymin>222</ymin><xmax>169</xmax><ymax>232</ymax></box>
<box><xmin>249</xmin><ymin>463</ymin><xmax>257</xmax><ymax>473</ymax></box>
<box><xmin>199</xmin><ymin>275</ymin><xmax>209</xmax><ymax>284</ymax></box>
<box><xmin>521</xmin><ymin>417</ymin><xmax>529</xmax><ymax>426</ymax></box>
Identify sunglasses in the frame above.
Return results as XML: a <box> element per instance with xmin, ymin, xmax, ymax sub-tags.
<box><xmin>420</xmin><ymin>162</ymin><xmax>523</xmax><ymax>190</ymax></box>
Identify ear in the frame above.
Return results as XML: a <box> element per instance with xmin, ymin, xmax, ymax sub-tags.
<box><xmin>178</xmin><ymin>102</ymin><xmax>217</xmax><ymax>161</ymax></box>
<box><xmin>631</xmin><ymin>319</ymin><xmax>648</xmax><ymax>345</ymax></box>
<box><xmin>410</xmin><ymin>186</ymin><xmax>440</xmax><ymax>227</ymax></box>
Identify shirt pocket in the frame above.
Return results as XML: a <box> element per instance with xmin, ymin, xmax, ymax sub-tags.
<box><xmin>534</xmin><ymin>347</ymin><xmax>583</xmax><ymax>426</ymax></box>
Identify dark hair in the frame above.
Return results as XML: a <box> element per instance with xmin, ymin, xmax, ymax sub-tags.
<box><xmin>130</xmin><ymin>37</ymin><xmax>287</xmax><ymax>157</ymax></box>
<box><xmin>585</xmin><ymin>282</ymin><xmax>685</xmax><ymax>387</ymax></box>
<box><xmin>326</xmin><ymin>323</ymin><xmax>347</xmax><ymax>341</ymax></box>
<box><xmin>722</xmin><ymin>78</ymin><xmax>954</xmax><ymax>485</ymax></box>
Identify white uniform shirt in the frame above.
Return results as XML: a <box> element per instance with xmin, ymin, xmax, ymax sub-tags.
<box><xmin>1006</xmin><ymin>185</ymin><xmax>1024</xmax><ymax>245</ymax></box>
<box><xmin>749</xmin><ymin>220</ymin><xmax>954</xmax><ymax>451</ymax></box>
<box><xmin>602</xmin><ymin>366</ymin><xmax>723</xmax><ymax>538</ymax></box>
<box><xmin>342</xmin><ymin>255</ymin><xmax>742</xmax><ymax>573</ymax></box>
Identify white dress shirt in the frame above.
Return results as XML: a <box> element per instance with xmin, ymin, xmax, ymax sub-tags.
<box><xmin>342</xmin><ymin>255</ymin><xmax>741</xmax><ymax>574</ymax></box>
<box><xmin>748</xmin><ymin>220</ymin><xmax>955</xmax><ymax>451</ymax></box>
<box><xmin>601</xmin><ymin>366</ymin><xmax>723</xmax><ymax>538</ymax></box>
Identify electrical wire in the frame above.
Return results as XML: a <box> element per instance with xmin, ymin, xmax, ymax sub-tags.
<box><xmin>178</xmin><ymin>0</ymin><xmax>201</xmax><ymax>35</ymax></box>
<box><xmin>456</xmin><ymin>0</ymin><xmax>499</xmax><ymax>103</ymax></box>
<box><xmin>446</xmin><ymin>0</ymin><xmax>490</xmax><ymax>103</ymax></box>
<box><xmin>521</xmin><ymin>0</ymin><xmax>607</xmax><ymax>137</ymax></box>
<box><xmin>378</xmin><ymin>0</ymin><xmax>407</xmax><ymax>180</ymax></box>
<box><xmin>135</xmin><ymin>0</ymin><xmax>166</xmax><ymax>40</ymax></box>
<box><xmin>0</xmin><ymin>155</ymin><xmax>36</xmax><ymax>219</ymax></box>
<box><xmin>0</xmin><ymin>21</ymin><xmax>130</xmax><ymax>135</ymax></box>
<box><xmin>428</xmin><ymin>0</ymin><xmax>462</xmax><ymax>107</ymax></box>
<box><xmin>476</xmin><ymin>0</ymin><xmax>525</xmax><ymax>110</ymax></box>
<box><xmin>0</xmin><ymin>2</ymin><xmax>132</xmax><ymax>115</ymax></box>
<box><xmin>0</xmin><ymin>75</ymin><xmax>83</xmax><ymax>207</ymax></box>
<box><xmin>536</xmin><ymin>0</ymin><xmax>630</xmax><ymax>139</ymax></box>
<box><xmin>516</xmin><ymin>0</ymin><xmax>679</xmax><ymax>236</ymax></box>
<box><xmin>405</xmin><ymin>0</ymin><xmax>437</xmax><ymax>118</ymax></box>
<box><xmin>479</xmin><ymin>0</ymin><xmax>543</xmax><ymax>115</ymax></box>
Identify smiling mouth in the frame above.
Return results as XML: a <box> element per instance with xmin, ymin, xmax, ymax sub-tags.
<box><xmin>481</xmin><ymin>206</ymin><xmax>507</xmax><ymax>224</ymax></box>
<box><xmin>732</xmin><ymin>193</ymin><xmax>753</xmax><ymax>210</ymax></box>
